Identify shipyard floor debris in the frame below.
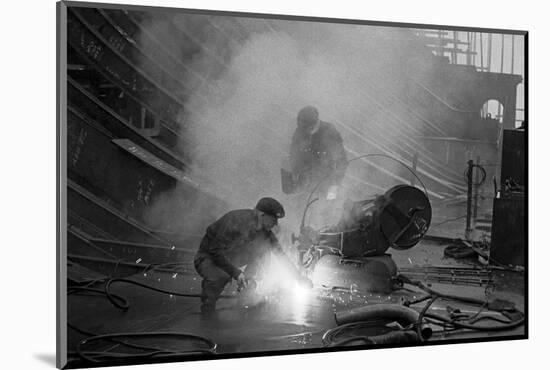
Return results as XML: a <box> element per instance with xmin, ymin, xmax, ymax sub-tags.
<box><xmin>66</xmin><ymin>233</ymin><xmax>525</xmax><ymax>367</ymax></box>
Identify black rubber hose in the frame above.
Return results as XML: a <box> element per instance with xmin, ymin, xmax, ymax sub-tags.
<box><xmin>417</xmin><ymin>296</ymin><xmax>438</xmax><ymax>342</ymax></box>
<box><xmin>367</xmin><ymin>330</ymin><xmax>420</xmax><ymax>345</ymax></box>
<box><xmin>334</xmin><ymin>304</ymin><xmax>433</xmax><ymax>339</ymax></box>
<box><xmin>105</xmin><ymin>278</ymin><xmax>237</xmax><ymax>310</ymax></box>
<box><xmin>68</xmin><ymin>286</ymin><xmax>129</xmax><ymax>309</ymax></box>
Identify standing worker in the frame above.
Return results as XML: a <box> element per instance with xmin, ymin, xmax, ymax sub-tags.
<box><xmin>284</xmin><ymin>106</ymin><xmax>348</xmax><ymax>200</ymax></box>
<box><xmin>194</xmin><ymin>197</ymin><xmax>311</xmax><ymax>315</ymax></box>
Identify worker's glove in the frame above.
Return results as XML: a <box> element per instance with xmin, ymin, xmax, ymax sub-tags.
<box><xmin>326</xmin><ymin>185</ymin><xmax>339</xmax><ymax>200</ymax></box>
<box><xmin>236</xmin><ymin>272</ymin><xmax>248</xmax><ymax>291</ymax></box>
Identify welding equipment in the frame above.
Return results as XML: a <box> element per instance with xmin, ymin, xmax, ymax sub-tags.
<box><xmin>289</xmin><ymin>153</ymin><xmax>432</xmax><ymax>294</ymax></box>
<box><xmin>295</xmin><ymin>183</ymin><xmax>431</xmax><ymax>294</ymax></box>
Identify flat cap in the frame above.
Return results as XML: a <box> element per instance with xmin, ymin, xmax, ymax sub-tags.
<box><xmin>297</xmin><ymin>106</ymin><xmax>319</xmax><ymax>128</ymax></box>
<box><xmin>255</xmin><ymin>197</ymin><xmax>285</xmax><ymax>218</ymax></box>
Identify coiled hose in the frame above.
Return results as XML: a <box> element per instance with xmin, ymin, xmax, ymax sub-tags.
<box><xmin>324</xmin><ymin>304</ymin><xmax>433</xmax><ymax>347</ymax></box>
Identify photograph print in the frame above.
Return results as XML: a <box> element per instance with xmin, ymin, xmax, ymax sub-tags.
<box><xmin>57</xmin><ymin>1</ymin><xmax>527</xmax><ymax>368</ymax></box>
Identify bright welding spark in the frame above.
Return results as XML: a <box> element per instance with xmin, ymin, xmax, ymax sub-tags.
<box><xmin>292</xmin><ymin>281</ymin><xmax>311</xmax><ymax>304</ymax></box>
<box><xmin>254</xmin><ymin>253</ymin><xmax>311</xmax><ymax>298</ymax></box>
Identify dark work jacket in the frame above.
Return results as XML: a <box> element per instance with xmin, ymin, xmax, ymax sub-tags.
<box><xmin>289</xmin><ymin>120</ymin><xmax>348</xmax><ymax>190</ymax></box>
<box><xmin>195</xmin><ymin>209</ymin><xmax>286</xmax><ymax>279</ymax></box>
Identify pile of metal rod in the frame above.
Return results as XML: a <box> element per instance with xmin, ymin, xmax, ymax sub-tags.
<box><xmin>398</xmin><ymin>266</ymin><xmax>492</xmax><ymax>287</ymax></box>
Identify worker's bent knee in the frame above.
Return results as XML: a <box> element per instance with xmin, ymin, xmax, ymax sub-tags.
<box><xmin>195</xmin><ymin>257</ymin><xmax>232</xmax><ymax>281</ymax></box>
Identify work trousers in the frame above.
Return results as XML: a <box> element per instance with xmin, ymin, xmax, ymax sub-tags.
<box><xmin>194</xmin><ymin>254</ymin><xmax>267</xmax><ymax>313</ymax></box>
<box><xmin>194</xmin><ymin>255</ymin><xmax>232</xmax><ymax>313</ymax></box>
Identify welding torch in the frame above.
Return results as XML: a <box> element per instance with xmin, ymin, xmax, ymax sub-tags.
<box><xmin>236</xmin><ymin>273</ymin><xmax>257</xmax><ymax>292</ymax></box>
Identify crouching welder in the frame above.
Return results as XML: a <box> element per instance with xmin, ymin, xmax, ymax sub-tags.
<box><xmin>194</xmin><ymin>197</ymin><xmax>311</xmax><ymax>314</ymax></box>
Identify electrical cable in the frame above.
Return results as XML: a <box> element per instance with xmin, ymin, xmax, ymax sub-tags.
<box><xmin>346</xmin><ymin>154</ymin><xmax>429</xmax><ymax>201</ymax></box>
<box><xmin>431</xmin><ymin>214</ymin><xmax>467</xmax><ymax>228</ymax></box>
<box><xmin>68</xmin><ymin>322</ymin><xmax>189</xmax><ymax>354</ymax></box>
<box><xmin>301</xmin><ymin>153</ymin><xmax>429</xmax><ymax>232</ymax></box>
<box><xmin>399</xmin><ymin>276</ymin><xmax>488</xmax><ymax>306</ymax></box>
<box><xmin>402</xmin><ymin>295</ymin><xmax>432</xmax><ymax>307</ymax></box>
<box><xmin>398</xmin><ymin>276</ymin><xmax>524</xmax><ymax>335</ymax></box>
<box><xmin>467</xmin><ymin>315</ymin><xmax>513</xmax><ymax>325</ymax></box>
<box><xmin>75</xmin><ymin>331</ymin><xmax>216</xmax><ymax>363</ymax></box>
<box><xmin>68</xmin><ymin>286</ymin><xmax>129</xmax><ymax>308</ymax></box>
<box><xmin>424</xmin><ymin>312</ymin><xmax>524</xmax><ymax>331</ymax></box>
<box><xmin>104</xmin><ymin>278</ymin><xmax>238</xmax><ymax>310</ymax></box>
<box><xmin>423</xmin><ymin>317</ymin><xmax>456</xmax><ymax>330</ymax></box>
<box><xmin>67</xmin><ymin>259</ymin><xmax>198</xmax><ymax>306</ymax></box>
<box><xmin>461</xmin><ymin>301</ymin><xmax>487</xmax><ymax>322</ymax></box>
<box><xmin>300</xmin><ymin>197</ymin><xmax>319</xmax><ymax>230</ymax></box>
<box><xmin>68</xmin><ymin>322</ymin><xmax>217</xmax><ymax>365</ymax></box>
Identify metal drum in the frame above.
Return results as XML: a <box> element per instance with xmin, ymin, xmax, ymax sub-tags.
<box><xmin>379</xmin><ymin>185</ymin><xmax>431</xmax><ymax>250</ymax></box>
<box><xmin>316</xmin><ymin>184</ymin><xmax>431</xmax><ymax>257</ymax></box>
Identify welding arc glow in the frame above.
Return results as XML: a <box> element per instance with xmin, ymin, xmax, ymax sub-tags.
<box><xmin>292</xmin><ymin>281</ymin><xmax>311</xmax><ymax>304</ymax></box>
<box><xmin>251</xmin><ymin>252</ymin><xmax>312</xmax><ymax>310</ymax></box>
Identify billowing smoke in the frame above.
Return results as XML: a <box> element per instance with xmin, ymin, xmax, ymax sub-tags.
<box><xmin>140</xmin><ymin>13</ymin><xmax>432</xmax><ymax>244</ymax></box>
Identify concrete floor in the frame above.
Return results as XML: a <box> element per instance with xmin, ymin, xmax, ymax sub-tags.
<box><xmin>66</xmin><ymin>238</ymin><xmax>525</xmax><ymax>367</ymax></box>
